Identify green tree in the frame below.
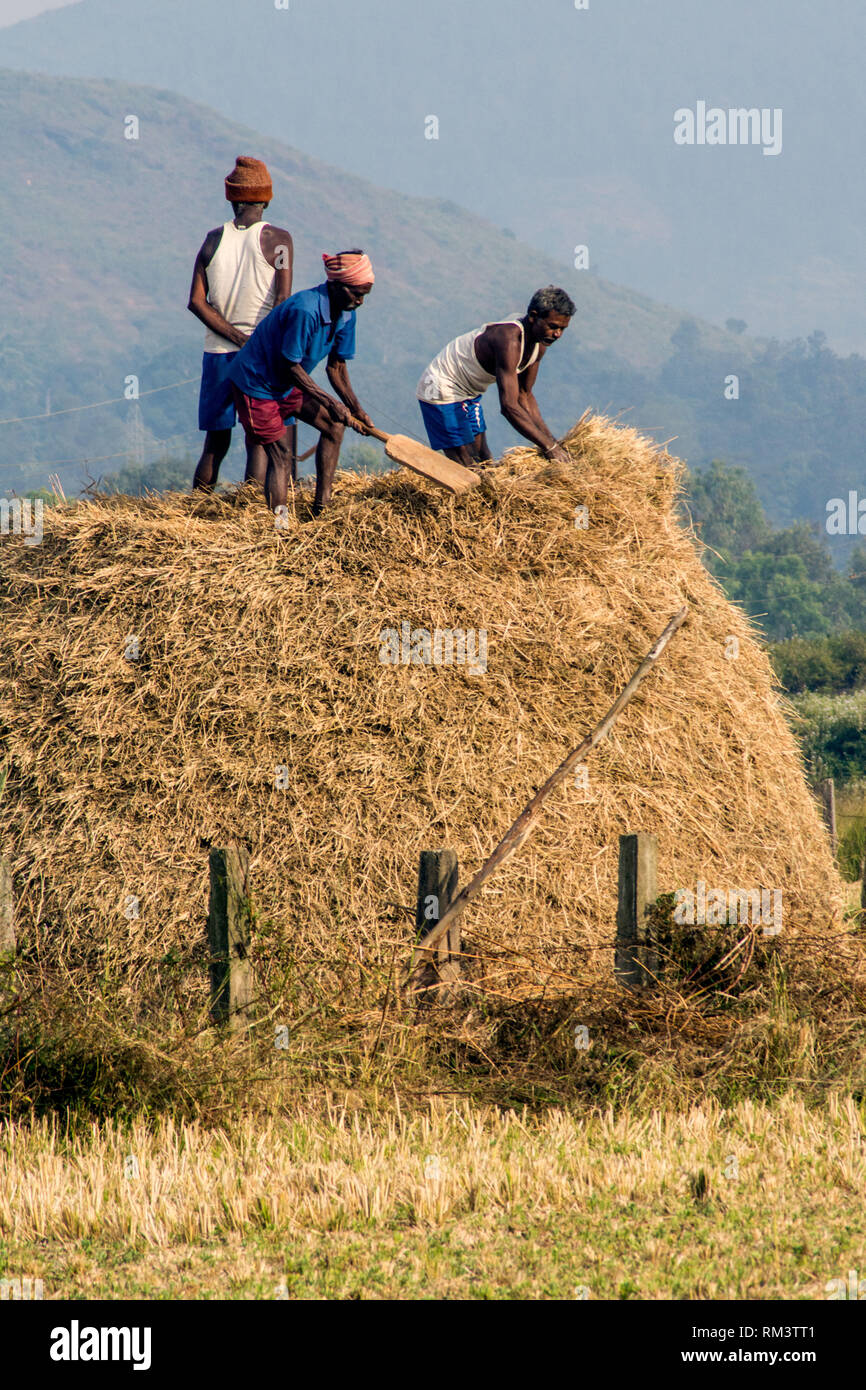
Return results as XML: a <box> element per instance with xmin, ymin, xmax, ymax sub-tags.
<box><xmin>772</xmin><ymin>632</ymin><xmax>866</xmax><ymax>693</ymax></box>
<box><xmin>25</xmin><ymin>486</ymin><xmax>60</xmax><ymax>507</ymax></box>
<box><xmin>685</xmin><ymin>459</ymin><xmax>769</xmax><ymax>555</ymax></box>
<box><xmin>670</xmin><ymin>318</ymin><xmax>701</xmax><ymax>356</ymax></box>
<box><xmin>339</xmin><ymin>440</ymin><xmax>387</xmax><ymax>474</ymax></box>
<box><xmin>722</xmin><ymin>552</ymin><xmax>836</xmax><ymax>642</ymax></box>
<box><xmin>685</xmin><ymin>459</ymin><xmax>866</xmax><ymax>641</ymax></box>
<box><xmin>100</xmin><ymin>454</ymin><xmax>199</xmax><ymax>494</ymax></box>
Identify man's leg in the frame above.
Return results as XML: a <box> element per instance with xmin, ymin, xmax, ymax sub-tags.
<box><xmin>263</xmin><ymin>432</ymin><xmax>294</xmax><ymax>511</ymax></box>
<box><xmin>419</xmin><ymin>398</ymin><xmax>480</xmax><ymax>470</ymax></box>
<box><xmin>231</xmin><ymin>386</ymin><xmax>301</xmax><ymax>511</ymax></box>
<box><xmin>474</xmin><ymin>431</ymin><xmax>494</xmax><ymax>462</ymax></box>
<box><xmin>244</xmin><ymin>440</ymin><xmax>268</xmax><ymax>489</ymax></box>
<box><xmin>246</xmin><ymin>423</ymin><xmax>295</xmax><ymax>492</ymax></box>
<box><xmin>297</xmin><ymin>398</ymin><xmax>345</xmax><ymax>513</ymax></box>
<box><xmin>193</xmin><ymin>429</ymin><xmax>232</xmax><ymax>490</ymax></box>
<box><xmin>195</xmin><ymin>352</ymin><xmax>239</xmax><ymax>490</ymax></box>
<box><xmin>464</xmin><ymin>398</ymin><xmax>491</xmax><ymax>464</ymax></box>
<box><xmin>443</xmin><ymin>443</ymin><xmax>479</xmax><ymax>468</ymax></box>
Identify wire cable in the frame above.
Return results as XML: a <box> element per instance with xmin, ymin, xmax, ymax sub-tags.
<box><xmin>0</xmin><ymin>429</ymin><xmax>203</xmax><ymax>475</ymax></box>
<box><xmin>0</xmin><ymin>377</ymin><xmax>199</xmax><ymax>428</ymax></box>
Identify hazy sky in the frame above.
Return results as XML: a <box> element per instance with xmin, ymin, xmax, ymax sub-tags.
<box><xmin>0</xmin><ymin>0</ymin><xmax>75</xmax><ymax>27</ymax></box>
<box><xmin>3</xmin><ymin>0</ymin><xmax>863</xmax><ymax>350</ymax></box>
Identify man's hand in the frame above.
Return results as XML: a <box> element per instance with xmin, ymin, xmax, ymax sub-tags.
<box><xmin>545</xmin><ymin>442</ymin><xmax>571</xmax><ymax>465</ymax></box>
<box><xmin>231</xmin><ymin>330</ymin><xmax>249</xmax><ymax>348</ymax></box>
<box><xmin>350</xmin><ymin>410</ymin><xmax>375</xmax><ymax>436</ymax></box>
<box><xmin>328</xmin><ymin>399</ymin><xmax>353</xmax><ymax>428</ymax></box>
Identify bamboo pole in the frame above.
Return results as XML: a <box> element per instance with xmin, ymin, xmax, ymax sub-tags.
<box><xmin>404</xmin><ymin>607</ymin><xmax>688</xmax><ymax>992</ymax></box>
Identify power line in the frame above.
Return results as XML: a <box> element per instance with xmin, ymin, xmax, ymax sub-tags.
<box><xmin>0</xmin><ymin>377</ymin><xmax>199</xmax><ymax>428</ymax></box>
<box><xmin>1</xmin><ymin>428</ymin><xmax>202</xmax><ymax>475</ymax></box>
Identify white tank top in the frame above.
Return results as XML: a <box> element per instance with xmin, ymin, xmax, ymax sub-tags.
<box><xmin>203</xmin><ymin>221</ymin><xmax>277</xmax><ymax>353</ymax></box>
<box><xmin>416</xmin><ymin>316</ymin><xmax>540</xmax><ymax>404</ymax></box>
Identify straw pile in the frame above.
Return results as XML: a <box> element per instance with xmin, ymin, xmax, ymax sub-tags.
<box><xmin>0</xmin><ymin>415</ymin><xmax>855</xmax><ymax>1049</ymax></box>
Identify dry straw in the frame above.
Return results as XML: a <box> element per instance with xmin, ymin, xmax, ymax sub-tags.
<box><xmin>0</xmin><ymin>414</ymin><xmax>857</xmax><ymax>1072</ymax></box>
<box><xmin>1</xmin><ymin>1094</ymin><xmax>862</xmax><ymax>1251</ymax></box>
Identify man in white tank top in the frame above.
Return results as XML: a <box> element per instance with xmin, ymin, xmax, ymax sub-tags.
<box><xmin>188</xmin><ymin>156</ymin><xmax>294</xmax><ymax>491</ymax></box>
<box><xmin>416</xmin><ymin>286</ymin><xmax>576</xmax><ymax>468</ymax></box>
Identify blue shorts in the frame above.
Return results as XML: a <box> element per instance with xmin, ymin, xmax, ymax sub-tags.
<box><xmin>199</xmin><ymin>351</ymin><xmax>239</xmax><ymax>432</ymax></box>
<box><xmin>418</xmin><ymin>395</ymin><xmax>486</xmax><ymax>451</ymax></box>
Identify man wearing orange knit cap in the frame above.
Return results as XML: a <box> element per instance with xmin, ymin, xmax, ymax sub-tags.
<box><xmin>229</xmin><ymin>249</ymin><xmax>375</xmax><ymax>515</ymax></box>
<box><xmin>188</xmin><ymin>156</ymin><xmax>294</xmax><ymax>492</ymax></box>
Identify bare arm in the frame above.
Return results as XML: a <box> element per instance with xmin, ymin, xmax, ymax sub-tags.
<box><xmin>517</xmin><ymin>355</ymin><xmax>546</xmax><ymax>426</ymax></box>
<box><xmin>186</xmin><ymin>229</ymin><xmax>249</xmax><ymax>347</ymax></box>
<box><xmin>326</xmin><ymin>356</ymin><xmax>372</xmax><ymax>429</ymax></box>
<box><xmin>285</xmin><ymin>360</ymin><xmax>338</xmax><ymax>412</ymax></box>
<box><xmin>487</xmin><ymin>325</ymin><xmax>559</xmax><ymax>453</ymax></box>
<box><xmin>283</xmin><ymin>355</ymin><xmax>369</xmax><ymax>433</ymax></box>
<box><xmin>260</xmin><ymin>224</ymin><xmax>294</xmax><ymax>305</ymax></box>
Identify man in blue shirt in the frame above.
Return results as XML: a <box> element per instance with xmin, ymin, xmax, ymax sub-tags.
<box><xmin>230</xmin><ymin>250</ymin><xmax>375</xmax><ymax>514</ymax></box>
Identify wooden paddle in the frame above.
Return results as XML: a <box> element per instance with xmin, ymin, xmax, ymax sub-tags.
<box><xmin>350</xmin><ymin>419</ymin><xmax>480</xmax><ymax>495</ymax></box>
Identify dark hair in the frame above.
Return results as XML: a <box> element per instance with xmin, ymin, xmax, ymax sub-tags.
<box><xmin>528</xmin><ymin>286</ymin><xmax>576</xmax><ymax>318</ymax></box>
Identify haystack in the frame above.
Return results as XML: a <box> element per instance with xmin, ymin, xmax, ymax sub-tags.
<box><xmin>0</xmin><ymin>416</ymin><xmax>854</xmax><ymax>1040</ymax></box>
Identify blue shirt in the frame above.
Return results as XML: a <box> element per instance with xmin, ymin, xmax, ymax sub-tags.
<box><xmin>229</xmin><ymin>282</ymin><xmax>357</xmax><ymax>400</ymax></box>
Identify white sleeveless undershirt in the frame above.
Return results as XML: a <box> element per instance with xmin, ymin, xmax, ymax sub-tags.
<box><xmin>203</xmin><ymin>221</ymin><xmax>277</xmax><ymax>354</ymax></box>
<box><xmin>416</xmin><ymin>316</ymin><xmax>541</xmax><ymax>404</ymax></box>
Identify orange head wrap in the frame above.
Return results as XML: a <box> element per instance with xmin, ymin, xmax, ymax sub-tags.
<box><xmin>322</xmin><ymin>251</ymin><xmax>375</xmax><ymax>286</ymax></box>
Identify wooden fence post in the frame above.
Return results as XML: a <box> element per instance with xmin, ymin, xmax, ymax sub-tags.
<box><xmin>615</xmin><ymin>833</ymin><xmax>658</xmax><ymax>989</ymax></box>
<box><xmin>415</xmin><ymin>849</ymin><xmax>461</xmax><ymax>1000</ymax></box>
<box><xmin>207</xmin><ymin>844</ymin><xmax>253</xmax><ymax>1030</ymax></box>
<box><xmin>816</xmin><ymin>777</ymin><xmax>837</xmax><ymax>855</ymax></box>
<box><xmin>0</xmin><ymin>856</ymin><xmax>14</xmax><ymax>963</ymax></box>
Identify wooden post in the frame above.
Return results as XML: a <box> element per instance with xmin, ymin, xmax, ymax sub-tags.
<box><xmin>615</xmin><ymin>833</ymin><xmax>658</xmax><ymax>989</ymax></box>
<box><xmin>288</xmin><ymin>422</ymin><xmax>298</xmax><ymax>482</ymax></box>
<box><xmin>816</xmin><ymin>778</ymin><xmax>837</xmax><ymax>855</ymax></box>
<box><xmin>415</xmin><ymin>849</ymin><xmax>461</xmax><ymax>1000</ymax></box>
<box><xmin>208</xmin><ymin>844</ymin><xmax>253</xmax><ymax>1030</ymax></box>
<box><xmin>0</xmin><ymin>856</ymin><xmax>14</xmax><ymax>962</ymax></box>
<box><xmin>404</xmin><ymin>607</ymin><xmax>688</xmax><ymax>992</ymax></box>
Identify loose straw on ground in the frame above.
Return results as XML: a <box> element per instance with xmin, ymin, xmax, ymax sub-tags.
<box><xmin>405</xmin><ymin>606</ymin><xmax>689</xmax><ymax>992</ymax></box>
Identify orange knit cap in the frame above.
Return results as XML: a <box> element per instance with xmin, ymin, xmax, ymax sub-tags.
<box><xmin>322</xmin><ymin>251</ymin><xmax>375</xmax><ymax>286</ymax></box>
<box><xmin>225</xmin><ymin>156</ymin><xmax>273</xmax><ymax>204</ymax></box>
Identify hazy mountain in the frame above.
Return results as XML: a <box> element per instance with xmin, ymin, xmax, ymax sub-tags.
<box><xmin>0</xmin><ymin>66</ymin><xmax>751</xmax><ymax>493</ymax></box>
<box><xmin>2</xmin><ymin>66</ymin><xmax>864</xmax><ymax>565</ymax></box>
<box><xmin>1</xmin><ymin>0</ymin><xmax>863</xmax><ymax>352</ymax></box>
<box><xmin>0</xmin><ymin>1</ymin><xmax>76</xmax><ymax>27</ymax></box>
